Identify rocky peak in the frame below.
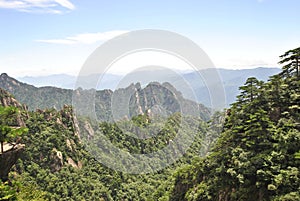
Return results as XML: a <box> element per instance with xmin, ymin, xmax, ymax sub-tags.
<box><xmin>0</xmin><ymin>73</ymin><xmax>23</xmax><ymax>89</ymax></box>
<box><xmin>0</xmin><ymin>73</ymin><xmax>8</xmax><ymax>78</ymax></box>
<box><xmin>0</xmin><ymin>88</ymin><xmax>28</xmax><ymax>126</ymax></box>
<box><xmin>0</xmin><ymin>88</ymin><xmax>26</xmax><ymax>109</ymax></box>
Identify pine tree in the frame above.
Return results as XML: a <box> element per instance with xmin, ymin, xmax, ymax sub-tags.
<box><xmin>279</xmin><ymin>47</ymin><xmax>300</xmax><ymax>78</ymax></box>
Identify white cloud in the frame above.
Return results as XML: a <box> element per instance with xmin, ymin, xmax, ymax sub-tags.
<box><xmin>54</xmin><ymin>0</ymin><xmax>74</xmax><ymax>10</ymax></box>
<box><xmin>36</xmin><ymin>30</ymin><xmax>129</xmax><ymax>45</ymax></box>
<box><xmin>0</xmin><ymin>0</ymin><xmax>75</xmax><ymax>13</ymax></box>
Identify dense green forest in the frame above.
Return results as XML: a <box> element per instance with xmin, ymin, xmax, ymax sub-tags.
<box><xmin>169</xmin><ymin>48</ymin><xmax>300</xmax><ymax>200</ymax></box>
<box><xmin>0</xmin><ymin>47</ymin><xmax>300</xmax><ymax>200</ymax></box>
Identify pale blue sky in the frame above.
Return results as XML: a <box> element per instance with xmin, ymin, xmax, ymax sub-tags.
<box><xmin>0</xmin><ymin>0</ymin><xmax>300</xmax><ymax>76</ymax></box>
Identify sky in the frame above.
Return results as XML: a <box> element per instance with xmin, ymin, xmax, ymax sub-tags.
<box><xmin>0</xmin><ymin>0</ymin><xmax>300</xmax><ymax>77</ymax></box>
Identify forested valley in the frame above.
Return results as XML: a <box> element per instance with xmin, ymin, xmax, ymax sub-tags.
<box><xmin>0</xmin><ymin>48</ymin><xmax>299</xmax><ymax>200</ymax></box>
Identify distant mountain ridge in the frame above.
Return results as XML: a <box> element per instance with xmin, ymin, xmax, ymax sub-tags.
<box><xmin>19</xmin><ymin>74</ymin><xmax>76</xmax><ymax>89</ymax></box>
<box><xmin>17</xmin><ymin>67</ymin><xmax>281</xmax><ymax>105</ymax></box>
<box><xmin>0</xmin><ymin>73</ymin><xmax>211</xmax><ymax>121</ymax></box>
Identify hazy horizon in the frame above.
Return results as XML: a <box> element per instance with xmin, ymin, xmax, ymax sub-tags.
<box><xmin>3</xmin><ymin>66</ymin><xmax>281</xmax><ymax>78</ymax></box>
<box><xmin>1</xmin><ymin>0</ymin><xmax>300</xmax><ymax>77</ymax></box>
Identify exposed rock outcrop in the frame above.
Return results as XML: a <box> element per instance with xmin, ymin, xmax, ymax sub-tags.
<box><xmin>0</xmin><ymin>87</ymin><xmax>28</xmax><ymax>126</ymax></box>
<box><xmin>67</xmin><ymin>157</ymin><xmax>82</xmax><ymax>169</ymax></box>
<box><xmin>50</xmin><ymin>148</ymin><xmax>63</xmax><ymax>172</ymax></box>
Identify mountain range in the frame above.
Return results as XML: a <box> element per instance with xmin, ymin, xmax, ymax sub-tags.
<box><xmin>0</xmin><ymin>73</ymin><xmax>211</xmax><ymax>121</ymax></box>
<box><xmin>18</xmin><ymin>67</ymin><xmax>281</xmax><ymax>106</ymax></box>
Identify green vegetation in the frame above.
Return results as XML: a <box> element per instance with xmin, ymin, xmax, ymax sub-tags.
<box><xmin>0</xmin><ymin>47</ymin><xmax>299</xmax><ymax>200</ymax></box>
<box><xmin>0</xmin><ymin>102</ymin><xmax>215</xmax><ymax>200</ymax></box>
<box><xmin>168</xmin><ymin>47</ymin><xmax>300</xmax><ymax>200</ymax></box>
<box><xmin>0</xmin><ymin>180</ymin><xmax>17</xmax><ymax>201</ymax></box>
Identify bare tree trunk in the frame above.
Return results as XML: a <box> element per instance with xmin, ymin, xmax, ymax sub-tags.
<box><xmin>1</xmin><ymin>141</ymin><xmax>3</xmax><ymax>153</ymax></box>
<box><xmin>296</xmin><ymin>58</ymin><xmax>299</xmax><ymax>77</ymax></box>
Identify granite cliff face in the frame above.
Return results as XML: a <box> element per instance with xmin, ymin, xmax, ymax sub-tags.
<box><xmin>112</xmin><ymin>82</ymin><xmax>210</xmax><ymax>120</ymax></box>
<box><xmin>0</xmin><ymin>88</ymin><xmax>28</xmax><ymax>126</ymax></box>
<box><xmin>0</xmin><ymin>87</ymin><xmax>26</xmax><ymax>109</ymax></box>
